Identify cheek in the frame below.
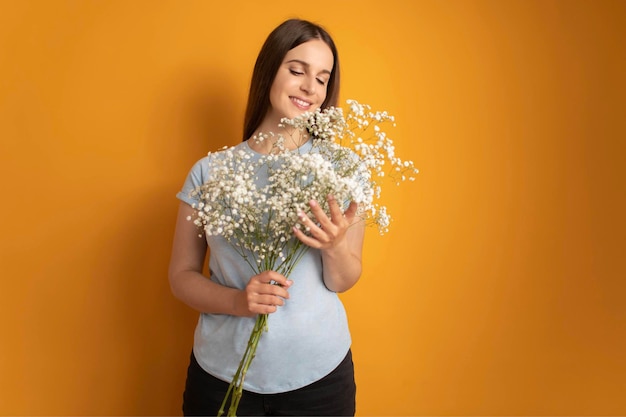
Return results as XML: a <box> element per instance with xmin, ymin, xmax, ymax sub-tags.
<box><xmin>269</xmin><ymin>75</ymin><xmax>292</xmax><ymax>99</ymax></box>
<box><xmin>320</xmin><ymin>78</ymin><xmax>331</xmax><ymax>98</ymax></box>
<box><xmin>268</xmin><ymin>80</ymin><xmax>285</xmax><ymax>108</ymax></box>
<box><xmin>315</xmin><ymin>87</ymin><xmax>328</xmax><ymax>107</ymax></box>
<box><xmin>320</xmin><ymin>87</ymin><xmax>328</xmax><ymax>100</ymax></box>
<box><xmin>268</xmin><ymin>85</ymin><xmax>279</xmax><ymax>106</ymax></box>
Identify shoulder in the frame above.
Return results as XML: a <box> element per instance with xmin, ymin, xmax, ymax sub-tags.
<box><xmin>188</xmin><ymin>142</ymin><xmax>249</xmax><ymax>176</ymax></box>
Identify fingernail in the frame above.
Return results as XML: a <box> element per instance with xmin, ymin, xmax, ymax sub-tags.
<box><xmin>309</xmin><ymin>200</ymin><xmax>317</xmax><ymax>207</ymax></box>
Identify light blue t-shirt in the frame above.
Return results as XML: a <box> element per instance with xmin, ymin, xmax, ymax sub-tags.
<box><xmin>176</xmin><ymin>139</ymin><xmax>352</xmax><ymax>394</ymax></box>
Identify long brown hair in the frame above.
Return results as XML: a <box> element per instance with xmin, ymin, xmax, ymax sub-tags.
<box><xmin>242</xmin><ymin>19</ymin><xmax>341</xmax><ymax>141</ymax></box>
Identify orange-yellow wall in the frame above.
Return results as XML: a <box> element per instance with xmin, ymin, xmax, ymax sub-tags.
<box><xmin>1</xmin><ymin>0</ymin><xmax>625</xmax><ymax>415</ymax></box>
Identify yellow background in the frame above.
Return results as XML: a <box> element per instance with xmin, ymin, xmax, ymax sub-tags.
<box><xmin>1</xmin><ymin>0</ymin><xmax>625</xmax><ymax>415</ymax></box>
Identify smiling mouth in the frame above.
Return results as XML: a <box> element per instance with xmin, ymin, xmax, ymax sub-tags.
<box><xmin>290</xmin><ymin>97</ymin><xmax>312</xmax><ymax>110</ymax></box>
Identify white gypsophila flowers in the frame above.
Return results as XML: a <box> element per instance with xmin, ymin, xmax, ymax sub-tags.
<box><xmin>190</xmin><ymin>100</ymin><xmax>419</xmax><ymax>417</ymax></box>
<box><xmin>189</xmin><ymin>140</ymin><xmax>368</xmax><ymax>273</ymax></box>
<box><xmin>190</xmin><ymin>99</ymin><xmax>418</xmax><ymax>272</ymax></box>
<box><xmin>281</xmin><ymin>99</ymin><xmax>418</xmax><ymax>232</ymax></box>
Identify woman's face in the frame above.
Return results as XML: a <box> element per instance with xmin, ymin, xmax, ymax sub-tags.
<box><xmin>266</xmin><ymin>39</ymin><xmax>334</xmax><ymax>124</ymax></box>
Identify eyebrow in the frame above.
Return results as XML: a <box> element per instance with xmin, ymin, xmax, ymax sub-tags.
<box><xmin>286</xmin><ymin>59</ymin><xmax>332</xmax><ymax>76</ymax></box>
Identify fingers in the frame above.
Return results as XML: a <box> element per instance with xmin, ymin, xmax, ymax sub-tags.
<box><xmin>245</xmin><ymin>271</ymin><xmax>293</xmax><ymax>315</ymax></box>
<box><xmin>343</xmin><ymin>200</ymin><xmax>358</xmax><ymax>222</ymax></box>
<box><xmin>293</xmin><ymin>195</ymin><xmax>355</xmax><ymax>248</ymax></box>
<box><xmin>308</xmin><ymin>195</ymin><xmax>343</xmax><ymax>228</ymax></box>
<box><xmin>296</xmin><ymin>210</ymin><xmax>329</xmax><ymax>244</ymax></box>
<box><xmin>326</xmin><ymin>195</ymin><xmax>345</xmax><ymax>223</ymax></box>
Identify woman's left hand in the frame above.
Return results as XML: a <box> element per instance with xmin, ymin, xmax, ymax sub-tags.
<box><xmin>292</xmin><ymin>195</ymin><xmax>358</xmax><ymax>250</ymax></box>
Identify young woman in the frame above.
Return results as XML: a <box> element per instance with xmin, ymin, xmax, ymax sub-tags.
<box><xmin>169</xmin><ymin>18</ymin><xmax>365</xmax><ymax>416</ymax></box>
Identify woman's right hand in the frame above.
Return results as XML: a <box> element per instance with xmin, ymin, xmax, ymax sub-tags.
<box><xmin>237</xmin><ymin>271</ymin><xmax>293</xmax><ymax>317</ymax></box>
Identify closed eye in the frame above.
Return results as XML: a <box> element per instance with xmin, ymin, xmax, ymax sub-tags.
<box><xmin>289</xmin><ymin>67</ymin><xmax>327</xmax><ymax>85</ymax></box>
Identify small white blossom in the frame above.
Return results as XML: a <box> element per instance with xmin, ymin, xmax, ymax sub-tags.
<box><xmin>193</xmin><ymin>101</ymin><xmax>419</xmax><ymax>415</ymax></box>
<box><xmin>188</xmin><ymin>100</ymin><xmax>419</xmax><ymax>272</ymax></box>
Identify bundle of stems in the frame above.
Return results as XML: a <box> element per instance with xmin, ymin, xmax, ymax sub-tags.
<box><xmin>217</xmin><ymin>313</ymin><xmax>268</xmax><ymax>416</ymax></box>
<box><xmin>217</xmin><ymin>239</ymin><xmax>308</xmax><ymax>417</ymax></box>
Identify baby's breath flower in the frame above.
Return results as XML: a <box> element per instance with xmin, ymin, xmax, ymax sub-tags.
<box><xmin>188</xmin><ymin>100</ymin><xmax>418</xmax><ymax>417</ymax></box>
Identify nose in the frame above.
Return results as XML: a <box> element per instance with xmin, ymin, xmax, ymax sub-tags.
<box><xmin>300</xmin><ymin>75</ymin><xmax>316</xmax><ymax>95</ymax></box>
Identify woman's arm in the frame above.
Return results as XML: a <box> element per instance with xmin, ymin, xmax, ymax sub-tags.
<box><xmin>292</xmin><ymin>195</ymin><xmax>365</xmax><ymax>292</ymax></box>
<box><xmin>168</xmin><ymin>202</ymin><xmax>292</xmax><ymax>316</ymax></box>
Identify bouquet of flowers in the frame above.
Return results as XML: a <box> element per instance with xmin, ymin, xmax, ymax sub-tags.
<box><xmin>188</xmin><ymin>100</ymin><xmax>418</xmax><ymax>416</ymax></box>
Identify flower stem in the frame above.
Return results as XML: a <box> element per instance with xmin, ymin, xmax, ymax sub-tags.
<box><xmin>217</xmin><ymin>313</ymin><xmax>268</xmax><ymax>417</ymax></box>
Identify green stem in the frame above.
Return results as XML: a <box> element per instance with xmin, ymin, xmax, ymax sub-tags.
<box><xmin>217</xmin><ymin>314</ymin><xmax>268</xmax><ymax>417</ymax></box>
<box><xmin>217</xmin><ymin>240</ymin><xmax>309</xmax><ymax>416</ymax></box>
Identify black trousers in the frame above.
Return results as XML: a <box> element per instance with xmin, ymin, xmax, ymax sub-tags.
<box><xmin>182</xmin><ymin>349</ymin><xmax>356</xmax><ymax>416</ymax></box>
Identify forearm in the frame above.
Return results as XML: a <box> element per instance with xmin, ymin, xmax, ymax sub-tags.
<box><xmin>169</xmin><ymin>202</ymin><xmax>250</xmax><ymax>317</ymax></box>
<box><xmin>169</xmin><ymin>270</ymin><xmax>251</xmax><ymax>316</ymax></box>
<box><xmin>296</xmin><ymin>198</ymin><xmax>365</xmax><ymax>292</ymax></box>
<box><xmin>321</xmin><ymin>242</ymin><xmax>362</xmax><ymax>292</ymax></box>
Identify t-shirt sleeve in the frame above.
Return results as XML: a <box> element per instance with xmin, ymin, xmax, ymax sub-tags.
<box><xmin>176</xmin><ymin>156</ymin><xmax>209</xmax><ymax>206</ymax></box>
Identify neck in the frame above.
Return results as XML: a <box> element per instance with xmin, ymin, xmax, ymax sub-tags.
<box><xmin>248</xmin><ymin>122</ymin><xmax>308</xmax><ymax>153</ymax></box>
